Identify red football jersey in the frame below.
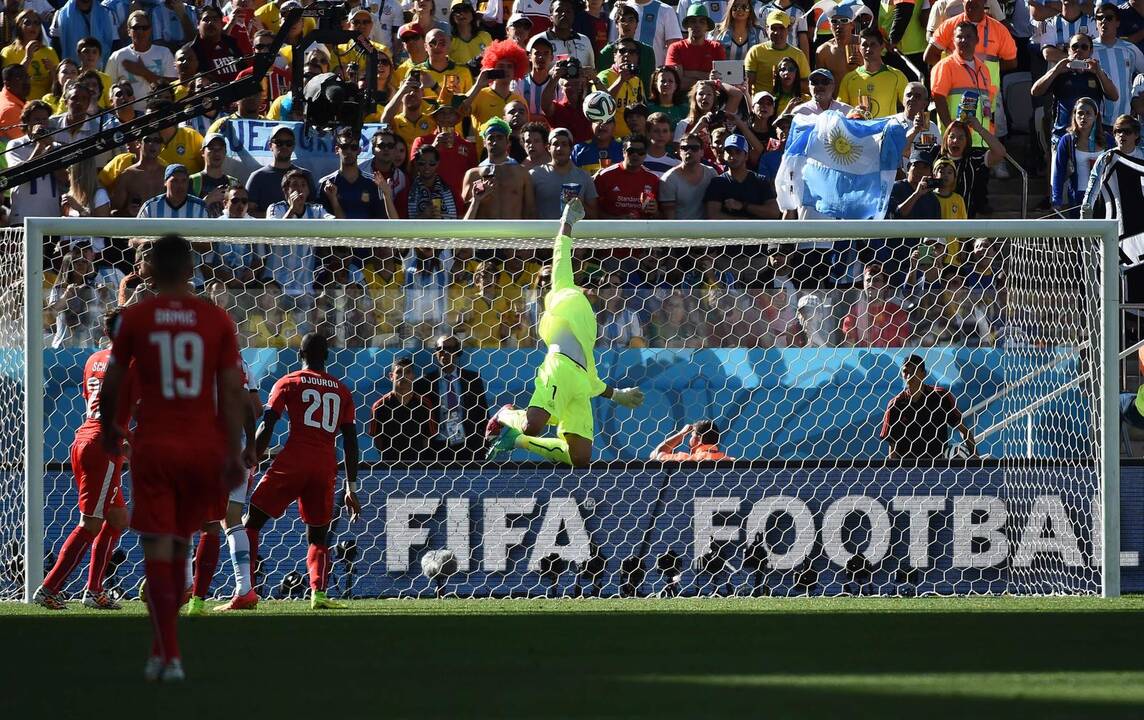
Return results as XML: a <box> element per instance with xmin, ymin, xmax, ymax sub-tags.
<box><xmin>109</xmin><ymin>295</ymin><xmax>242</xmax><ymax>443</ymax></box>
<box><xmin>76</xmin><ymin>347</ymin><xmax>141</xmax><ymax>443</ymax></box>
<box><xmin>267</xmin><ymin>369</ymin><xmax>355</xmax><ymax>461</ymax></box>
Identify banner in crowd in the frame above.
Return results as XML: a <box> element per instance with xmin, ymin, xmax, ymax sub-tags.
<box><xmin>213</xmin><ymin>119</ymin><xmax>390</xmax><ymax>183</ymax></box>
<box><xmin>776</xmin><ymin>111</ymin><xmax>908</xmax><ymax>220</ymax></box>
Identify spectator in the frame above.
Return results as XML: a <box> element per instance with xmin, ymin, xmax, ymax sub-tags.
<box><xmin>504</xmin><ymin>99</ymin><xmax>532</xmax><ymax>162</ymax></box>
<box><xmin>189</xmin><ymin>133</ymin><xmax>237</xmax><ymax>217</ymax></box>
<box><xmin>264</xmin><ymin>169</ymin><xmax>339</xmax><ymax>302</ymax></box>
<box><xmin>250</xmin><ymin>29</ymin><xmax>291</xmax><ymax>103</ymax></box>
<box><xmin>244</xmin><ymin>124</ymin><xmax>315</xmax><ymax>217</ymax></box>
<box><xmin>745</xmin><ymin>10</ymin><xmax>810</xmax><ymax>96</ymax></box>
<box><xmin>463</xmin><ymin>118</ymin><xmax>536</xmax><ymax>218</ymax></box>
<box><xmin>505</xmin><ymin>13</ymin><xmax>535</xmax><ymax>48</ymax></box>
<box><xmin>108</xmin><ymin>134</ymin><xmax>163</xmax><ymax>217</ymax></box>
<box><xmin>1</xmin><ymin>9</ymin><xmax>58</xmax><ymax>102</ymax></box>
<box><xmin>1051</xmin><ymin>96</ymin><xmax>1111</xmax><ymax>214</ymax></box>
<box><xmin>540</xmin><ymin>0</ymin><xmax>596</xmax><ymax>70</ymax></box>
<box><xmin>939</xmin><ymin>117</ymin><xmax>1006</xmax><ymax>217</ymax></box>
<box><xmin>572</xmin><ymin>114</ymin><xmax>623</xmax><ymax>172</ymax></box>
<box><xmin>648</xmin><ymin>66</ymin><xmax>688</xmax><ymax>127</ymax></box>
<box><xmin>648</xmin><ymin>291</ymin><xmax>707</xmax><ymax>347</ymax></box>
<box><xmin>598</xmin><ymin>38</ymin><xmax>647</xmax><ymax>138</ymax></box>
<box><xmin>881</xmin><ymin>354</ymin><xmax>976</xmax><ymax>459</ymax></box>
<box><xmin>890</xmin><ymin>147</ymin><xmax>942</xmax><ymax>221</ymax></box>
<box><xmin>521</xmin><ymin>121</ymin><xmax>552</xmax><ymax>169</ymax></box>
<box><xmin>331</xmin><ymin>8</ymin><xmax>390</xmax><ymax>81</ymax></box>
<box><xmin>360</xmin><ymin>126</ymin><xmax>409</xmax><ymax>198</ymax></box>
<box><xmin>579</xmin><ymin>0</ymin><xmax>614</xmax><ymax>56</ymax></box>
<box><xmin>1121</xmin><ymin>0</ymin><xmax>1144</xmax><ymax>55</ymax></box>
<box><xmin>841</xmin><ymin>261</ymin><xmax>911</xmax><ymax>347</ymax></box>
<box><xmin>42</xmin><ymin>58</ymin><xmax>77</xmax><ymax>113</ymax></box>
<box><xmin>666</xmin><ymin>6</ymin><xmax>726</xmax><ymax>87</ymax></box>
<box><xmin>453</xmin><ymin>261</ymin><xmax>514</xmax><ymax>347</ymax></box>
<box><xmin>627</xmin><ymin>0</ymin><xmax>684</xmax><ymax>67</ymax></box>
<box><xmin>137</xmin><ymin>164</ymin><xmax>210</xmax><ymax>219</ymax></box>
<box><xmin>644</xmin><ymin>112</ymin><xmax>680</xmax><ymax>176</ymax></box>
<box><xmin>468</xmin><ymin>40</ymin><xmax>529</xmax><ymax>127</ymax></box>
<box><xmin>675</xmin><ymin>79</ymin><xmax>725</xmax><ymax>140</ymax></box>
<box><xmin>712</xmin><ymin>0</ymin><xmax>763</xmax><ymax>63</ymax></box>
<box><xmin>449</xmin><ymin>0</ymin><xmax>492</xmax><ymax>64</ymax></box>
<box><xmin>790</xmin><ymin>68</ymin><xmax>851</xmax><ymax>115</ymax></box>
<box><xmin>757</xmin><ymin>112</ymin><xmax>791</xmax><ymax>181</ymax></box>
<box><xmin>400</xmin><ymin>144</ymin><xmax>459</xmax><ymax>218</ymax></box>
<box><xmin>544</xmin><ymin>69</ymin><xmax>592</xmax><ymax>141</ymax></box>
<box><xmin>394</xmin><ymin>23</ymin><xmax>430</xmax><ymax>86</ymax></box>
<box><xmin>839</xmin><ymin>28</ymin><xmax>908</xmax><ymax>118</ymax></box>
<box><xmin>1082</xmin><ymin>114</ymin><xmax>1144</xmax><ymax>216</ymax></box>
<box><xmin>190</xmin><ymin>5</ymin><xmax>243</xmax><ymax>81</ymax></box>
<box><xmin>759</xmin><ymin>0</ymin><xmax>811</xmax><ymax>58</ymax></box>
<box><xmin>172</xmin><ymin>43</ymin><xmax>198</xmax><ymax>100</ymax></box>
<box><xmin>411</xmin><ymin>0</ymin><xmax>448</xmax><ymax>37</ymax></box>
<box><xmin>48</xmin><ymin>80</ymin><xmax>98</xmax><ymax>144</ymax></box>
<box><xmin>815</xmin><ymin>4</ymin><xmax>861</xmax><ymax>87</ymax></box>
<box><xmin>596</xmin><ymin>273</ymin><xmax>647</xmax><ymax>347</ymax></box>
<box><xmin>49</xmin><ymin>0</ymin><xmax>115</xmax><ymax>67</ymax></box>
<box><xmin>381</xmin><ymin>73</ymin><xmax>437</xmax><ymax>146</ymax></box>
<box><xmin>704</xmin><ymin>134</ymin><xmax>779</xmax><ymax>219</ymax></box>
<box><xmin>421</xmin><ymin>334</ymin><xmax>490</xmax><ymax>462</ymax></box>
<box><xmin>60</xmin><ymin>158</ymin><xmax>111</xmax><ymax>242</ymax></box>
<box><xmin>594</xmin><ymin>133</ymin><xmax>661</xmax><ymax>219</ymax></box>
<box><xmin>932</xmin><ymin>157</ymin><xmax>969</xmax><ymax>260</ymax></box>
<box><xmin>76</xmin><ymin>38</ymin><xmax>112</xmax><ymax>108</ymax></box>
<box><xmin>323</xmin><ymin>129</ymin><xmax>398</xmax><ymax>220</ymax></box>
<box><xmin>892</xmin><ymin>81</ymin><xmax>941</xmax><ymax>170</ymax></box>
<box><xmin>929</xmin><ymin>22</ymin><xmax>996</xmax><ymax>142</ymax></box>
<box><xmin>1036</xmin><ymin>0</ymin><xmax>1095</xmax><ymax>64</ymax></box>
<box><xmin>212</xmin><ymin>185</ymin><xmax>267</xmax><ymax>286</ymax></box>
<box><xmin>650</xmin><ymin>420</ymin><xmax>732</xmax><ymax>460</ymax></box>
<box><xmin>1031</xmin><ymin>33</ymin><xmax>1117</xmax><ymax>147</ymax></box>
<box><xmin>926</xmin><ymin>0</ymin><xmax>1006</xmax><ymax>41</ymax></box>
<box><xmin>370</xmin><ymin>356</ymin><xmax>434</xmax><ymax>463</ymax></box>
<box><xmin>620</xmin><ymin>102</ymin><xmax>651</xmax><ymax>140</ymax></box>
<box><xmin>418</xmin><ymin>28</ymin><xmax>475</xmax><ymax>102</ymax></box>
<box><xmin>47</xmin><ymin>247</ymin><xmax>106</xmax><ymax>348</ymax></box>
<box><xmin>599</xmin><ymin>3</ymin><xmax>656</xmax><ymax>91</ymax></box>
<box><xmin>529</xmin><ymin>126</ymin><xmax>599</xmax><ymax>218</ymax></box>
<box><xmin>660</xmin><ymin>132</ymin><xmax>717</xmax><ymax>219</ymax></box>
<box><xmin>516</xmin><ymin>35</ymin><xmax>556</xmax><ymax>122</ymax></box>
<box><xmin>770</xmin><ymin>55</ymin><xmax>807</xmax><ymax>116</ymax></box>
<box><xmin>106</xmin><ymin>10</ymin><xmax>176</xmax><ymax>108</ymax></box>
<box><xmin>6</xmin><ymin>100</ymin><xmax>64</xmax><ymax>227</ymax></box>
<box><xmin>0</xmin><ymin>62</ymin><xmax>30</xmax><ymax>139</ymax></box>
<box><xmin>1095</xmin><ymin>4</ymin><xmax>1144</xmax><ymax>131</ymax></box>
<box><xmin>746</xmin><ymin>91</ymin><xmax>777</xmax><ymax>159</ymax></box>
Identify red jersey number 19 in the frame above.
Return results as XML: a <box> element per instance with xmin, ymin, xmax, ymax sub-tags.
<box><xmin>302</xmin><ymin>389</ymin><xmax>342</xmax><ymax>432</ymax></box>
<box><xmin>149</xmin><ymin>331</ymin><xmax>204</xmax><ymax>399</ymax></box>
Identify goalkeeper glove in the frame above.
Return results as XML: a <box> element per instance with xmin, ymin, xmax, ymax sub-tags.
<box><xmin>561</xmin><ymin>196</ymin><xmax>586</xmax><ymax>226</ymax></box>
<box><xmin>611</xmin><ymin>387</ymin><xmax>644</xmax><ymax>409</ymax></box>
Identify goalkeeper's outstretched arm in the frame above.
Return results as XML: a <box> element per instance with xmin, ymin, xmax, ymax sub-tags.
<box><xmin>553</xmin><ymin>198</ymin><xmax>585</xmax><ymax>292</ymax></box>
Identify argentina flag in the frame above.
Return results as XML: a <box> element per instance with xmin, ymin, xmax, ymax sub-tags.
<box><xmin>776</xmin><ymin>111</ymin><xmax>908</xmax><ymax>220</ymax></box>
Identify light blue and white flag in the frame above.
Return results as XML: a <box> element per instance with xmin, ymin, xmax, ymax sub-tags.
<box><xmin>776</xmin><ymin>111</ymin><xmax>908</xmax><ymax>220</ymax></box>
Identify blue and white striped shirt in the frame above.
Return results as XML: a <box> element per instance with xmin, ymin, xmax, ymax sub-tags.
<box><xmin>1094</xmin><ymin>38</ymin><xmax>1144</xmax><ymax>126</ymax></box>
<box><xmin>1036</xmin><ymin>12</ymin><xmax>1095</xmax><ymax>50</ymax></box>
<box><xmin>137</xmin><ymin>194</ymin><xmax>211</xmax><ymax>219</ymax></box>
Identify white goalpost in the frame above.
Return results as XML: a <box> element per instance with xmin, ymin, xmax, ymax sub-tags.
<box><xmin>6</xmin><ymin>216</ymin><xmax>1122</xmax><ymax>601</ymax></box>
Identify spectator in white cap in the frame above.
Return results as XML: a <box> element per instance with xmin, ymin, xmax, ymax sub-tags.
<box><xmin>790</xmin><ymin>68</ymin><xmax>852</xmax><ymax>115</ymax></box>
<box><xmin>704</xmin><ymin>133</ymin><xmax>779</xmax><ymax>219</ymax></box>
<box><xmin>244</xmin><ymin>123</ymin><xmax>316</xmax><ymax>217</ymax></box>
<box><xmin>506</xmin><ymin>13</ymin><xmax>535</xmax><ymax>48</ymax></box>
<box><xmin>814</xmin><ymin>1</ymin><xmax>861</xmax><ymax>84</ymax></box>
<box><xmin>190</xmin><ymin>132</ymin><xmax>238</xmax><ymax>217</ymax></box>
<box><xmin>747</xmin><ymin>90</ymin><xmax>778</xmax><ymax>150</ymax></box>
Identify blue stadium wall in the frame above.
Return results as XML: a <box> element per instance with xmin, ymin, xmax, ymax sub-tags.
<box><xmin>31</xmin><ymin>345</ymin><xmax>1091</xmax><ymax>463</ymax></box>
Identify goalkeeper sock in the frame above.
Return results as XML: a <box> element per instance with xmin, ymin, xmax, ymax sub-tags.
<box><xmin>226</xmin><ymin>526</ymin><xmax>252</xmax><ymax>596</ymax></box>
<box><xmin>515</xmin><ymin>434</ymin><xmax>572</xmax><ymax>466</ymax></box>
<box><xmin>44</xmin><ymin>526</ymin><xmax>95</xmax><ymax>593</ymax></box>
<box><xmin>192</xmin><ymin>531</ymin><xmax>220</xmax><ymax>600</ymax></box>
<box><xmin>86</xmin><ymin>524</ymin><xmax>121</xmax><ymax>594</ymax></box>
<box><xmin>307</xmin><ymin>544</ymin><xmax>329</xmax><ymax>592</ymax></box>
<box><xmin>498</xmin><ymin>407</ymin><xmax>529</xmax><ymax>432</ymax></box>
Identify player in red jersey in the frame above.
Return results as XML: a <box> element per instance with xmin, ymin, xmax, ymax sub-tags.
<box><xmin>34</xmin><ymin>309</ymin><xmax>134</xmax><ymax>611</ymax></box>
<box><xmin>245</xmin><ymin>332</ymin><xmax>361</xmax><ymax>610</ymax></box>
<box><xmin>99</xmin><ymin>234</ymin><xmax>248</xmax><ymax>683</ymax></box>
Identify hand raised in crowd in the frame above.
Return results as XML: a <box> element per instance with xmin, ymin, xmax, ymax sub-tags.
<box><xmin>373</xmin><ymin>172</ymin><xmax>394</xmax><ymax>199</ymax></box>
<box><xmin>203</xmin><ymin>186</ymin><xmax>226</xmax><ymax>208</ymax></box>
<box><xmin>321</xmin><ymin>179</ymin><xmax>339</xmax><ymax>204</ymax></box>
<box><xmin>287</xmin><ymin>189</ymin><xmax>307</xmax><ymax>216</ymax></box>
<box><xmin>23</xmin><ymin>38</ymin><xmax>43</xmax><ymax>63</ymax></box>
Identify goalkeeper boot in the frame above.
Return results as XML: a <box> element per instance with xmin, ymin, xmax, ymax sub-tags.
<box><xmin>137</xmin><ymin>577</ymin><xmax>147</xmax><ymax>603</ymax></box>
<box><xmin>82</xmin><ymin>590</ymin><xmax>122</xmax><ymax>610</ymax></box>
<box><xmin>186</xmin><ymin>596</ymin><xmax>207</xmax><ymax>617</ymax></box>
<box><xmin>486</xmin><ymin>424</ymin><xmax>521</xmax><ymax>460</ymax></box>
<box><xmin>32</xmin><ymin>585</ymin><xmax>66</xmax><ymax>610</ymax></box>
<box><xmin>213</xmin><ymin>589</ymin><xmax>258</xmax><ymax>612</ymax></box>
<box><xmin>161</xmin><ymin>658</ymin><xmax>186</xmax><ymax>683</ymax></box>
<box><xmin>310</xmin><ymin>590</ymin><xmax>347</xmax><ymax>610</ymax></box>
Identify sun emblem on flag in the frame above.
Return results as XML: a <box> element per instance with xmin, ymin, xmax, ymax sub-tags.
<box><xmin>825</xmin><ymin>127</ymin><xmax>863</xmax><ymax>166</ymax></box>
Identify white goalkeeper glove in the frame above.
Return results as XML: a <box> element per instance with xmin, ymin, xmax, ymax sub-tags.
<box><xmin>561</xmin><ymin>196</ymin><xmax>586</xmax><ymax>227</ymax></box>
<box><xmin>611</xmin><ymin>386</ymin><xmax>644</xmax><ymax>409</ymax></box>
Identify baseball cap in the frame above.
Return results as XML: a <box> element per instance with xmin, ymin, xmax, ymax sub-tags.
<box><xmin>269</xmin><ymin>124</ymin><xmax>296</xmax><ymax>141</ymax></box>
<box><xmin>164</xmin><ymin>163</ymin><xmax>188</xmax><ymax>181</ymax></box>
<box><xmin>481</xmin><ymin>117</ymin><xmax>511</xmax><ymax>137</ymax></box>
<box><xmin>723</xmin><ymin>134</ymin><xmax>748</xmax><ymax>153</ymax></box>
<box><xmin>766</xmin><ymin>9</ymin><xmax>791</xmax><ymax>27</ymax></box>
<box><xmin>751</xmin><ymin>90</ymin><xmax>776</xmax><ymax>104</ymax></box>
<box><xmin>909</xmin><ymin>146</ymin><xmax>936</xmax><ymax>166</ymax></box>
<box><xmin>203</xmin><ymin>132</ymin><xmax>229</xmax><ymax>151</ymax></box>
<box><xmin>507</xmin><ymin>12</ymin><xmax>533</xmax><ymax>26</ymax></box>
<box><xmin>450</xmin><ymin>0</ymin><xmax>474</xmax><ymax>12</ymax></box>
<box><xmin>809</xmin><ymin>67</ymin><xmax>834</xmax><ymax>82</ymax></box>
<box><xmin>350</xmin><ymin>6</ymin><xmax>372</xmax><ymax>19</ymax></box>
<box><xmin>398</xmin><ymin>22</ymin><xmax>423</xmax><ymax>40</ymax></box>
<box><xmin>279</xmin><ymin>0</ymin><xmax>301</xmax><ymax>10</ymax></box>
<box><xmin>526</xmin><ymin>33</ymin><xmax>554</xmax><ymax>51</ymax></box>
<box><xmin>831</xmin><ymin>3</ymin><xmax>856</xmax><ymax>20</ymax></box>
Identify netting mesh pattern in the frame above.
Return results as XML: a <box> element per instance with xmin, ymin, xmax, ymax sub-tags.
<box><xmin>5</xmin><ymin>226</ymin><xmax>1110</xmax><ymax>599</ymax></box>
<box><xmin>0</xmin><ymin>227</ymin><xmax>26</xmax><ymax>599</ymax></box>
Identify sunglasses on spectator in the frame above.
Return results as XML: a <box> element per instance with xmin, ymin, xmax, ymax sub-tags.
<box><xmin>273</xmin><ymin>138</ymin><xmax>295</xmax><ymax>146</ymax></box>
<box><xmin>229</xmin><ymin>196</ymin><xmax>250</xmax><ymax>204</ymax></box>
<box><xmin>679</xmin><ymin>144</ymin><xmax>701</xmax><ymax>151</ymax></box>
<box><xmin>340</xmin><ymin>143</ymin><xmax>361</xmax><ymax>151</ymax></box>
<box><xmin>1071</xmin><ymin>42</ymin><xmax>1091</xmax><ymax>50</ymax></box>
<box><xmin>624</xmin><ymin>146</ymin><xmax>647</xmax><ymax>155</ymax></box>
<box><xmin>1097</xmin><ymin>14</ymin><xmax>1117</xmax><ymax>20</ymax></box>
<box><xmin>732</xmin><ymin>4</ymin><xmax>749</xmax><ymax>10</ymax></box>
<box><xmin>129</xmin><ymin>24</ymin><xmax>151</xmax><ymax>30</ymax></box>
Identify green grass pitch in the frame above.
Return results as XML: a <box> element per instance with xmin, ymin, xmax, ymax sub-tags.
<box><xmin>2</xmin><ymin>596</ymin><xmax>1144</xmax><ymax>719</ymax></box>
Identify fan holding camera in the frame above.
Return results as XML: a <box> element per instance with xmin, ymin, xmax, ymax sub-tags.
<box><xmin>597</xmin><ymin>39</ymin><xmax>646</xmax><ymax>138</ymax></box>
<box><xmin>1031</xmin><ymin>32</ymin><xmax>1118</xmax><ymax>150</ymax></box>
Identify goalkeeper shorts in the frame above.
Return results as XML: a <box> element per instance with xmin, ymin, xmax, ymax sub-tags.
<box><xmin>528</xmin><ymin>352</ymin><xmax>594</xmax><ymax>441</ymax></box>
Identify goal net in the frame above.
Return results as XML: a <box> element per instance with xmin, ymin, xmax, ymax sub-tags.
<box><xmin>2</xmin><ymin>217</ymin><xmax>1121</xmax><ymax>601</ymax></box>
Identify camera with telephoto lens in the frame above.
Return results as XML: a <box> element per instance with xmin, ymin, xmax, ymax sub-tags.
<box><xmin>555</xmin><ymin>56</ymin><xmax>582</xmax><ymax>79</ymax></box>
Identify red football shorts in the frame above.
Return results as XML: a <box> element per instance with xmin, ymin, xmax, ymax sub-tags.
<box><xmin>249</xmin><ymin>455</ymin><xmax>336</xmax><ymax>526</ymax></box>
<box><xmin>129</xmin><ymin>439</ymin><xmax>226</xmax><ymax>537</ymax></box>
<box><xmin>70</xmin><ymin>437</ymin><xmax>126</xmax><ymax>519</ymax></box>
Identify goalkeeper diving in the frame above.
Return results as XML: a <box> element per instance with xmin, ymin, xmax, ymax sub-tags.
<box><xmin>485</xmin><ymin>197</ymin><xmax>644</xmax><ymax>466</ymax></box>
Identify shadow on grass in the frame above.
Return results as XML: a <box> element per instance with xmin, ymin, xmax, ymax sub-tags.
<box><xmin>4</xmin><ymin>611</ymin><xmax>1144</xmax><ymax>718</ymax></box>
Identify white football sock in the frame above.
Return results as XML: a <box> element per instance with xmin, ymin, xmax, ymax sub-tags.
<box><xmin>185</xmin><ymin>543</ymin><xmax>194</xmax><ymax>591</ymax></box>
<box><xmin>226</xmin><ymin>526</ymin><xmax>252</xmax><ymax>596</ymax></box>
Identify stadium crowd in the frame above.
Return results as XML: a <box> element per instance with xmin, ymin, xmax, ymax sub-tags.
<box><xmin>12</xmin><ymin>0</ymin><xmax>1137</xmax><ymax>350</ymax></box>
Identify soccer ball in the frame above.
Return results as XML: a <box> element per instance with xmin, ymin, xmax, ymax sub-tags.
<box><xmin>420</xmin><ymin>549</ymin><xmax>458</xmax><ymax>580</ymax></box>
<box><xmin>582</xmin><ymin>91</ymin><xmax>618</xmax><ymax>123</ymax></box>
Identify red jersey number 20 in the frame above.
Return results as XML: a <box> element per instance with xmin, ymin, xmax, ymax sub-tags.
<box><xmin>302</xmin><ymin>388</ymin><xmax>343</xmax><ymax>432</ymax></box>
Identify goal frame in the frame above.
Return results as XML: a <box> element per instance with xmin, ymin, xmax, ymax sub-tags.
<box><xmin>19</xmin><ymin>216</ymin><xmax>1123</xmax><ymax>600</ymax></box>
